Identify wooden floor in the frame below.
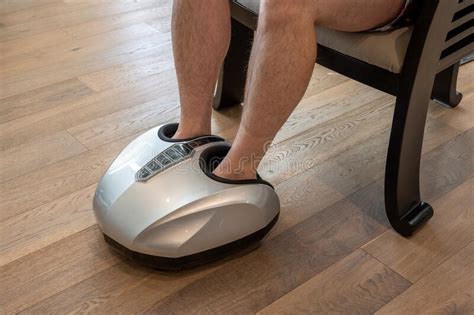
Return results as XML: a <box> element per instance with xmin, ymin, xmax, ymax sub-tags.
<box><xmin>1</xmin><ymin>1</ymin><xmax>473</xmax><ymax>314</ymax></box>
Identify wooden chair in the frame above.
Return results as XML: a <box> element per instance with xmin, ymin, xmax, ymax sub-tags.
<box><xmin>213</xmin><ymin>0</ymin><xmax>473</xmax><ymax>236</ymax></box>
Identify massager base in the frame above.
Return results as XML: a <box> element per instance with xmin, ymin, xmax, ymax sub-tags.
<box><xmin>103</xmin><ymin>213</ymin><xmax>279</xmax><ymax>271</ymax></box>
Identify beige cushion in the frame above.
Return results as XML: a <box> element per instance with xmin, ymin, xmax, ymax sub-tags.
<box><xmin>235</xmin><ymin>0</ymin><xmax>412</xmax><ymax>73</ymax></box>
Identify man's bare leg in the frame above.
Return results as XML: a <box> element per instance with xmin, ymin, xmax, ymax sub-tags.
<box><xmin>213</xmin><ymin>0</ymin><xmax>405</xmax><ymax>180</ymax></box>
<box><xmin>171</xmin><ymin>0</ymin><xmax>230</xmax><ymax>139</ymax></box>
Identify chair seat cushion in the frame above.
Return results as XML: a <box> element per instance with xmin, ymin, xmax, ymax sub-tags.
<box><xmin>235</xmin><ymin>0</ymin><xmax>412</xmax><ymax>73</ymax></box>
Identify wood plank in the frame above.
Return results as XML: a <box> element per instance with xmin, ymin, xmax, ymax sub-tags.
<box><xmin>316</xmin><ymin>115</ymin><xmax>460</xmax><ymax>194</ymax></box>
<box><xmin>67</xmin><ymin>96</ymin><xmax>179</xmax><ymax>149</ymax></box>
<box><xmin>318</xmin><ymin>129</ymin><xmax>468</xmax><ymax>232</ymax></box>
<box><xmin>0</xmin><ymin>51</ymin><xmax>42</xmax><ymax>75</ymax></box>
<box><xmin>376</xmin><ymin>242</ymin><xmax>474</xmax><ymax>314</ymax></box>
<box><xmin>419</xmin><ymin>127</ymin><xmax>473</xmax><ymax>198</ymax></box>
<box><xmin>0</xmin><ymin>130</ymin><xmax>87</xmax><ymax>183</ymax></box>
<box><xmin>363</xmin><ymin>176</ymin><xmax>474</xmax><ymax>283</ymax></box>
<box><xmin>0</xmin><ymin>134</ymin><xmax>134</xmax><ymax>222</ymax></box>
<box><xmin>0</xmin><ymin>185</ymin><xmax>96</xmax><ymax>266</ymax></box>
<box><xmin>146</xmin><ymin>15</ymin><xmax>172</xmax><ymax>34</ymax></box>
<box><xmin>19</xmin><ymin>261</ymin><xmax>150</xmax><ymax>314</ymax></box>
<box><xmin>458</xmin><ymin>61</ymin><xmax>474</xmax><ymax>94</ymax></box>
<box><xmin>262</xmin><ymin>100</ymin><xmax>461</xmax><ymax>235</ymax></box>
<box><xmin>145</xmin><ymin>198</ymin><xmax>385</xmax><ymax>314</ymax></box>
<box><xmin>428</xmin><ymin>62</ymin><xmax>474</xmax><ymax>123</ymax></box>
<box><xmin>274</xmin><ymin>79</ymin><xmax>388</xmax><ymax>144</ymax></box>
<box><xmin>0</xmin><ymin>226</ymin><xmax>123</xmax><ymax>314</ymax></box>
<box><xmin>64</xmin><ymin>5</ymin><xmax>171</xmax><ymax>40</ymax></box>
<box><xmin>0</xmin><ymin>0</ymin><xmax>165</xmax><ymax>42</ymax></box>
<box><xmin>77</xmin><ymin>52</ymin><xmax>174</xmax><ymax>92</ymax></box>
<box><xmin>260</xmin><ymin>95</ymin><xmax>395</xmax><ymax>185</ymax></box>
<box><xmin>0</xmin><ymin>0</ymin><xmax>61</xmax><ymax>15</ymax></box>
<box><xmin>21</xmin><ymin>258</ymin><xmax>219</xmax><ymax>314</ymax></box>
<box><xmin>0</xmin><ymin>71</ymin><xmax>176</xmax><ymax>151</ymax></box>
<box><xmin>303</xmin><ymin>64</ymin><xmax>350</xmax><ymax>98</ymax></box>
<box><xmin>270</xmin><ymin>170</ymin><xmax>345</xmax><ymax>238</ymax></box>
<box><xmin>437</xmin><ymin>93</ymin><xmax>474</xmax><ymax>132</ymax></box>
<box><xmin>258</xmin><ymin>250</ymin><xmax>410</xmax><ymax>315</ymax></box>
<box><xmin>33</xmin><ymin>22</ymin><xmax>161</xmax><ymax>66</ymax></box>
<box><xmin>0</xmin><ymin>23</ymin><xmax>162</xmax><ymax>80</ymax></box>
<box><xmin>66</xmin><ymin>84</ymin><xmax>244</xmax><ymax>151</ymax></box>
<box><xmin>0</xmin><ymin>78</ymin><xmax>95</xmax><ymax>124</ymax></box>
<box><xmin>0</xmin><ymin>28</ymin><xmax>170</xmax><ymax>99</ymax></box>
<box><xmin>0</xmin><ymin>6</ymin><xmax>170</xmax><ymax>59</ymax></box>
<box><xmin>344</xmin><ymin>127</ymin><xmax>473</xmax><ymax>230</ymax></box>
<box><xmin>0</xmin><ymin>29</ymin><xmax>74</xmax><ymax>59</ymax></box>
<box><xmin>292</xmin><ymin>119</ymin><xmax>460</xmax><ymax>230</ymax></box>
<box><xmin>0</xmin><ymin>1</ymin><xmax>96</xmax><ymax>26</ymax></box>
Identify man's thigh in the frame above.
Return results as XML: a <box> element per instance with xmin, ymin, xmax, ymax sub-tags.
<box><xmin>309</xmin><ymin>0</ymin><xmax>407</xmax><ymax>32</ymax></box>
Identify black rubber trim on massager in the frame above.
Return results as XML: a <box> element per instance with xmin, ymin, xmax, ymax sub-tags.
<box><xmin>103</xmin><ymin>213</ymin><xmax>279</xmax><ymax>271</ymax></box>
<box><xmin>158</xmin><ymin>123</ymin><xmax>224</xmax><ymax>143</ymax></box>
<box><xmin>199</xmin><ymin>143</ymin><xmax>274</xmax><ymax>189</ymax></box>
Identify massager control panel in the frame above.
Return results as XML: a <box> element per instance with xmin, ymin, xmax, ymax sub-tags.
<box><xmin>136</xmin><ymin>136</ymin><xmax>222</xmax><ymax>182</ymax></box>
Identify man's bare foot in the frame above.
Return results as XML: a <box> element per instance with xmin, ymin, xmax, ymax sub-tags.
<box><xmin>212</xmin><ymin>154</ymin><xmax>258</xmax><ymax>181</ymax></box>
<box><xmin>211</xmin><ymin>127</ymin><xmax>265</xmax><ymax>180</ymax></box>
<box><xmin>171</xmin><ymin>123</ymin><xmax>210</xmax><ymax>140</ymax></box>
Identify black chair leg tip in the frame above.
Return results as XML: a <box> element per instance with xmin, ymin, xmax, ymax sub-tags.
<box><xmin>395</xmin><ymin>202</ymin><xmax>434</xmax><ymax>237</ymax></box>
<box><xmin>433</xmin><ymin>92</ymin><xmax>463</xmax><ymax>108</ymax></box>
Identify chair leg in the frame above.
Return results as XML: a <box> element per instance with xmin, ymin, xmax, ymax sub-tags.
<box><xmin>431</xmin><ymin>62</ymin><xmax>463</xmax><ymax>108</ymax></box>
<box><xmin>385</xmin><ymin>88</ymin><xmax>434</xmax><ymax>237</ymax></box>
<box><xmin>213</xmin><ymin>18</ymin><xmax>254</xmax><ymax>111</ymax></box>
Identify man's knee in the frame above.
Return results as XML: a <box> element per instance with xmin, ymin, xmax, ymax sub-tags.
<box><xmin>259</xmin><ymin>0</ymin><xmax>314</xmax><ymax>27</ymax></box>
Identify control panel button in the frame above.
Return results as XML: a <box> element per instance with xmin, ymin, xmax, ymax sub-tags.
<box><xmin>155</xmin><ymin>154</ymin><xmax>172</xmax><ymax>166</ymax></box>
<box><xmin>165</xmin><ymin>147</ymin><xmax>182</xmax><ymax>160</ymax></box>
<box><xmin>146</xmin><ymin>160</ymin><xmax>161</xmax><ymax>172</ymax></box>
<box><xmin>175</xmin><ymin>144</ymin><xmax>192</xmax><ymax>155</ymax></box>
<box><xmin>137</xmin><ymin>168</ymin><xmax>151</xmax><ymax>180</ymax></box>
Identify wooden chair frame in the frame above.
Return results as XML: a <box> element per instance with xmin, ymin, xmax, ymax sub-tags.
<box><xmin>213</xmin><ymin>0</ymin><xmax>473</xmax><ymax>236</ymax></box>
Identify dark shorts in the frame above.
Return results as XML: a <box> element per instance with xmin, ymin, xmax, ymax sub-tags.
<box><xmin>372</xmin><ymin>0</ymin><xmax>419</xmax><ymax>32</ymax></box>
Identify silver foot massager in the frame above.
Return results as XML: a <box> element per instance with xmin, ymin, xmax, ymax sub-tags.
<box><xmin>93</xmin><ymin>123</ymin><xmax>280</xmax><ymax>270</ymax></box>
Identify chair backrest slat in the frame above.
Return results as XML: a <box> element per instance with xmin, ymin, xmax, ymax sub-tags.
<box><xmin>438</xmin><ymin>0</ymin><xmax>473</xmax><ymax>71</ymax></box>
<box><xmin>455</xmin><ymin>0</ymin><xmax>472</xmax><ymax>14</ymax></box>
